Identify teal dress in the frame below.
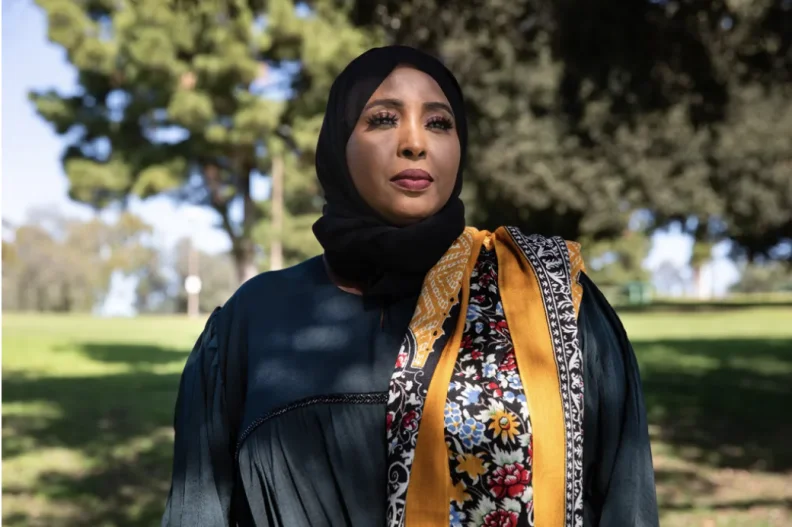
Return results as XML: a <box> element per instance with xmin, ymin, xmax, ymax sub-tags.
<box><xmin>161</xmin><ymin>255</ymin><xmax>658</xmax><ymax>526</ymax></box>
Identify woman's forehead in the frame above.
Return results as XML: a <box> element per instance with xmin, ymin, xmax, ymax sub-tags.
<box><xmin>369</xmin><ymin>65</ymin><xmax>449</xmax><ymax>102</ymax></box>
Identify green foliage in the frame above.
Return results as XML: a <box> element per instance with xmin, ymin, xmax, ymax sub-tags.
<box><xmin>254</xmin><ymin>206</ymin><xmax>323</xmax><ymax>268</ymax></box>
<box><xmin>133</xmin><ymin>237</ymin><xmax>244</xmax><ymax>314</ymax></box>
<box><xmin>731</xmin><ymin>261</ymin><xmax>792</xmax><ymax>294</ymax></box>
<box><xmin>31</xmin><ymin>0</ymin><xmax>384</xmax><ymax>279</ymax></box>
<box><xmin>2</xmin><ymin>211</ymin><xmax>156</xmax><ymax>313</ymax></box>
<box><xmin>349</xmin><ymin>0</ymin><xmax>792</xmax><ymax>256</ymax></box>
<box><xmin>582</xmin><ymin>228</ymin><xmax>652</xmax><ymax>288</ymax></box>
<box><xmin>172</xmin><ymin>238</ymin><xmax>238</xmax><ymax>313</ymax></box>
<box><xmin>33</xmin><ymin>0</ymin><xmax>792</xmax><ymax>277</ymax></box>
<box><xmin>64</xmin><ymin>156</ymin><xmax>133</xmax><ymax>205</ymax></box>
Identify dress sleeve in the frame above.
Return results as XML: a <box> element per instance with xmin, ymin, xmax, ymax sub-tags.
<box><xmin>578</xmin><ymin>273</ymin><xmax>659</xmax><ymax>527</ymax></box>
<box><xmin>161</xmin><ymin>306</ymin><xmax>242</xmax><ymax>527</ymax></box>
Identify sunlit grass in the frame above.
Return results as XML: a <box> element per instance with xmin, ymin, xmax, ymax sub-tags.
<box><xmin>619</xmin><ymin>307</ymin><xmax>792</xmax><ymax>340</ymax></box>
<box><xmin>3</xmin><ymin>307</ymin><xmax>791</xmax><ymax>526</ymax></box>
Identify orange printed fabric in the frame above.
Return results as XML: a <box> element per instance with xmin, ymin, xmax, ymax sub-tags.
<box><xmin>386</xmin><ymin>227</ymin><xmax>485</xmax><ymax>527</ymax></box>
<box><xmin>387</xmin><ymin>227</ymin><xmax>586</xmax><ymax>527</ymax></box>
<box><xmin>495</xmin><ymin>229</ymin><xmax>585</xmax><ymax>527</ymax></box>
<box><xmin>565</xmin><ymin>240</ymin><xmax>586</xmax><ymax>319</ymax></box>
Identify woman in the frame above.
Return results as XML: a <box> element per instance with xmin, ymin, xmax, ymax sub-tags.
<box><xmin>162</xmin><ymin>46</ymin><xmax>659</xmax><ymax>527</ymax></box>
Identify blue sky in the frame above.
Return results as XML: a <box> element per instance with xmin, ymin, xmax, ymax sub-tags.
<box><xmin>2</xmin><ymin>0</ymin><xmax>231</xmax><ymax>254</ymax></box>
<box><xmin>1</xmin><ymin>0</ymin><xmax>739</xmax><ymax>310</ymax></box>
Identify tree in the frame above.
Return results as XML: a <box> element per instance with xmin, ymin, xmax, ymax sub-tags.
<box><xmin>173</xmin><ymin>237</ymin><xmax>238</xmax><ymax>313</ymax></box>
<box><xmin>34</xmin><ymin>0</ymin><xmax>792</xmax><ymax>269</ymax></box>
<box><xmin>582</xmin><ymin>228</ymin><xmax>652</xmax><ymax>288</ymax></box>
<box><xmin>252</xmin><ymin>0</ymin><xmax>383</xmax><ymax>267</ymax></box>
<box><xmin>3</xmin><ymin>225</ymin><xmax>67</xmax><ymax>311</ymax></box>
<box><xmin>133</xmin><ymin>250</ymin><xmax>172</xmax><ymax>314</ymax></box>
<box><xmin>654</xmin><ymin>260</ymin><xmax>687</xmax><ymax>298</ymax></box>
<box><xmin>731</xmin><ymin>261</ymin><xmax>792</xmax><ymax>294</ymax></box>
<box><xmin>31</xmin><ymin>0</ymin><xmax>377</xmax><ymax>282</ymax></box>
<box><xmin>347</xmin><ymin>0</ymin><xmax>792</xmax><ymax>254</ymax></box>
<box><xmin>2</xmin><ymin>210</ymin><xmax>156</xmax><ymax>312</ymax></box>
<box><xmin>134</xmin><ymin>237</ymin><xmax>257</xmax><ymax>314</ymax></box>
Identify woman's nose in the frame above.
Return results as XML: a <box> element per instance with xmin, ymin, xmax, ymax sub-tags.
<box><xmin>398</xmin><ymin>121</ymin><xmax>427</xmax><ymax>160</ymax></box>
<box><xmin>399</xmin><ymin>144</ymin><xmax>427</xmax><ymax>160</ymax></box>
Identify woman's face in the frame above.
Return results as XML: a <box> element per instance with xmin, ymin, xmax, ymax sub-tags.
<box><xmin>346</xmin><ymin>66</ymin><xmax>461</xmax><ymax>226</ymax></box>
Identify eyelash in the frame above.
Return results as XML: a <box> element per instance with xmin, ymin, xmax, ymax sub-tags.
<box><xmin>427</xmin><ymin>116</ymin><xmax>454</xmax><ymax>131</ymax></box>
<box><xmin>366</xmin><ymin>112</ymin><xmax>454</xmax><ymax>131</ymax></box>
<box><xmin>367</xmin><ymin>112</ymin><xmax>398</xmax><ymax>127</ymax></box>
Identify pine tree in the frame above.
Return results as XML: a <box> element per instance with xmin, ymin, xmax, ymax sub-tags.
<box><xmin>31</xmin><ymin>0</ymin><xmax>378</xmax><ymax>282</ymax></box>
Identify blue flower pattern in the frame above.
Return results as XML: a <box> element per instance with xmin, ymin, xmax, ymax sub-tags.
<box><xmin>445</xmin><ymin>402</ymin><xmax>463</xmax><ymax>434</ymax></box>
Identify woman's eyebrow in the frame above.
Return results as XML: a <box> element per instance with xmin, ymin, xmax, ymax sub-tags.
<box><xmin>424</xmin><ymin>101</ymin><xmax>454</xmax><ymax>116</ymax></box>
<box><xmin>363</xmin><ymin>98</ymin><xmax>403</xmax><ymax>112</ymax></box>
<box><xmin>363</xmin><ymin>98</ymin><xmax>454</xmax><ymax>117</ymax></box>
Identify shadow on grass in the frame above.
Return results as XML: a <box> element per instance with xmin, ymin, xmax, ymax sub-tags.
<box><xmin>654</xmin><ymin>467</ymin><xmax>717</xmax><ymax>512</ymax></box>
<box><xmin>34</xmin><ymin>433</ymin><xmax>174</xmax><ymax>527</ymax></box>
<box><xmin>654</xmin><ymin>468</ymin><xmax>792</xmax><ymax>521</ymax></box>
<box><xmin>4</xmin><ymin>337</ymin><xmax>792</xmax><ymax>525</ymax></box>
<box><xmin>636</xmin><ymin>337</ymin><xmax>792</xmax><ymax>472</ymax></box>
<box><xmin>660</xmin><ymin>496</ymin><xmax>792</xmax><ymax>512</ymax></box>
<box><xmin>2</xmin><ymin>369</ymin><xmax>181</xmax><ymax>460</ymax></box>
<box><xmin>2</xmin><ymin>343</ymin><xmax>186</xmax><ymax>527</ymax></box>
<box><xmin>2</xmin><ymin>431</ymin><xmax>176</xmax><ymax>527</ymax></box>
<box><xmin>654</xmin><ymin>467</ymin><xmax>717</xmax><ymax>494</ymax></box>
<box><xmin>72</xmin><ymin>342</ymin><xmax>187</xmax><ymax>368</ymax></box>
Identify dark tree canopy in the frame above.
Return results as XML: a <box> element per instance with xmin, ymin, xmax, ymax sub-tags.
<box><xmin>32</xmin><ymin>0</ymin><xmax>792</xmax><ymax>278</ymax></box>
<box><xmin>350</xmin><ymin>0</ymin><xmax>792</xmax><ymax>258</ymax></box>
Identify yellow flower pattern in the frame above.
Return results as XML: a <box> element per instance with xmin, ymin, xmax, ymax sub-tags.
<box><xmin>489</xmin><ymin>409</ymin><xmax>521</xmax><ymax>443</ymax></box>
<box><xmin>455</xmin><ymin>453</ymin><xmax>488</xmax><ymax>481</ymax></box>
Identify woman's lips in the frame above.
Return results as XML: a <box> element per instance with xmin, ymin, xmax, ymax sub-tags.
<box><xmin>391</xmin><ymin>169</ymin><xmax>433</xmax><ymax>191</ymax></box>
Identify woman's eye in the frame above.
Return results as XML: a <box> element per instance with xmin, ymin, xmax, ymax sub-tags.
<box><xmin>427</xmin><ymin>116</ymin><xmax>454</xmax><ymax>131</ymax></box>
<box><xmin>367</xmin><ymin>113</ymin><xmax>399</xmax><ymax>127</ymax></box>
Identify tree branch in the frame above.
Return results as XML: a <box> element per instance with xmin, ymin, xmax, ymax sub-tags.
<box><xmin>203</xmin><ymin>163</ymin><xmax>238</xmax><ymax>245</ymax></box>
<box><xmin>241</xmin><ymin>160</ymin><xmax>256</xmax><ymax>240</ymax></box>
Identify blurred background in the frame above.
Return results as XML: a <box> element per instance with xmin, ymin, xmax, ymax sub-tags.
<box><xmin>1</xmin><ymin>0</ymin><xmax>791</xmax><ymax>525</ymax></box>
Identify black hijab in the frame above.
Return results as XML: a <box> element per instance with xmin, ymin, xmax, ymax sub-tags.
<box><xmin>312</xmin><ymin>45</ymin><xmax>467</xmax><ymax>300</ymax></box>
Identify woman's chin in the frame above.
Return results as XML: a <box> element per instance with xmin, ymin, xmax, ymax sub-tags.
<box><xmin>382</xmin><ymin>208</ymin><xmax>434</xmax><ymax>227</ymax></box>
<box><xmin>378</xmin><ymin>195</ymin><xmax>445</xmax><ymax>225</ymax></box>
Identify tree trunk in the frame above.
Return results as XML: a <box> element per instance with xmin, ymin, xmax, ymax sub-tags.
<box><xmin>236</xmin><ymin>258</ymin><xmax>258</xmax><ymax>284</ymax></box>
<box><xmin>233</xmin><ymin>239</ymin><xmax>258</xmax><ymax>285</ymax></box>
<box><xmin>203</xmin><ymin>162</ymin><xmax>260</xmax><ymax>287</ymax></box>
<box><xmin>692</xmin><ymin>264</ymin><xmax>703</xmax><ymax>299</ymax></box>
<box><xmin>691</xmin><ymin>226</ymin><xmax>712</xmax><ymax>300</ymax></box>
<box><xmin>270</xmin><ymin>153</ymin><xmax>284</xmax><ymax>271</ymax></box>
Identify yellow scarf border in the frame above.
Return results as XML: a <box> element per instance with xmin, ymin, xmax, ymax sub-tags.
<box><xmin>404</xmin><ymin>227</ymin><xmax>585</xmax><ymax>527</ymax></box>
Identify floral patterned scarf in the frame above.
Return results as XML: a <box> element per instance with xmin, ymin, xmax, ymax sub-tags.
<box><xmin>385</xmin><ymin>226</ymin><xmax>586</xmax><ymax>527</ymax></box>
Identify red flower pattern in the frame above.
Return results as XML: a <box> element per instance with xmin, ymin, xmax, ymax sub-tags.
<box><xmin>402</xmin><ymin>410</ymin><xmax>418</xmax><ymax>431</ymax></box>
<box><xmin>395</xmin><ymin>352</ymin><xmax>408</xmax><ymax>369</ymax></box>
<box><xmin>499</xmin><ymin>351</ymin><xmax>517</xmax><ymax>372</ymax></box>
<box><xmin>483</xmin><ymin>509</ymin><xmax>520</xmax><ymax>527</ymax></box>
<box><xmin>461</xmin><ymin>334</ymin><xmax>473</xmax><ymax>350</ymax></box>
<box><xmin>490</xmin><ymin>319</ymin><xmax>509</xmax><ymax>333</ymax></box>
<box><xmin>487</xmin><ymin>381</ymin><xmax>503</xmax><ymax>398</ymax></box>
<box><xmin>488</xmin><ymin>462</ymin><xmax>532</xmax><ymax>499</ymax></box>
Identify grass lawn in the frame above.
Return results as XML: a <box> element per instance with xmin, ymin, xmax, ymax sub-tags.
<box><xmin>3</xmin><ymin>308</ymin><xmax>792</xmax><ymax>526</ymax></box>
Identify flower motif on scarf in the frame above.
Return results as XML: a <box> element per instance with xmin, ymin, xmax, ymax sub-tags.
<box><xmin>445</xmin><ymin>247</ymin><xmax>535</xmax><ymax>526</ymax></box>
